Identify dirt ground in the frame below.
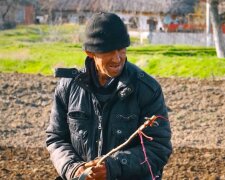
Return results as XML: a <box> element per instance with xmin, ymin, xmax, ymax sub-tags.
<box><xmin>0</xmin><ymin>72</ymin><xmax>225</xmax><ymax>180</ymax></box>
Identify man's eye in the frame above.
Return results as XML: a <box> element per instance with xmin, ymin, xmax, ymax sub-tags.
<box><xmin>119</xmin><ymin>49</ymin><xmax>124</xmax><ymax>52</ymax></box>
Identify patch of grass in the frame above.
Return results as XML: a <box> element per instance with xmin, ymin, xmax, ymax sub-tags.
<box><xmin>127</xmin><ymin>45</ymin><xmax>225</xmax><ymax>78</ymax></box>
<box><xmin>0</xmin><ymin>25</ymin><xmax>225</xmax><ymax>79</ymax></box>
<box><xmin>140</xmin><ymin>55</ymin><xmax>225</xmax><ymax>78</ymax></box>
<box><xmin>0</xmin><ymin>42</ymin><xmax>86</xmax><ymax>75</ymax></box>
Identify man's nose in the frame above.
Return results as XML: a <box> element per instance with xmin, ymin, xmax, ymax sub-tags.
<box><xmin>112</xmin><ymin>50</ymin><xmax>121</xmax><ymax>63</ymax></box>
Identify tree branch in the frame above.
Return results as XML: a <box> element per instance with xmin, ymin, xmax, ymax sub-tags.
<box><xmin>97</xmin><ymin>115</ymin><xmax>158</xmax><ymax>165</ymax></box>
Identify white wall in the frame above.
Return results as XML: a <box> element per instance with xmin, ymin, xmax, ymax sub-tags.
<box><xmin>149</xmin><ymin>32</ymin><xmax>225</xmax><ymax>46</ymax></box>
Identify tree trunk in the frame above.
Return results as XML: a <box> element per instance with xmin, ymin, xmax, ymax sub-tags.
<box><xmin>206</xmin><ymin>0</ymin><xmax>211</xmax><ymax>47</ymax></box>
<box><xmin>209</xmin><ymin>0</ymin><xmax>225</xmax><ymax>58</ymax></box>
<box><xmin>2</xmin><ymin>2</ymin><xmax>12</xmax><ymax>23</ymax></box>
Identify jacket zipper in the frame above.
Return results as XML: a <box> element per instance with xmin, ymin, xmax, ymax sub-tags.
<box><xmin>97</xmin><ymin>115</ymin><xmax>103</xmax><ymax>156</ymax></box>
<box><xmin>93</xmin><ymin>87</ymin><xmax>128</xmax><ymax>156</ymax></box>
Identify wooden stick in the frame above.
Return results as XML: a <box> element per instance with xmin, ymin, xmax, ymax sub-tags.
<box><xmin>97</xmin><ymin>115</ymin><xmax>157</xmax><ymax>166</ymax></box>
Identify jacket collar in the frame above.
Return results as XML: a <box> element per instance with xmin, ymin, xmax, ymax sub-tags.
<box><xmin>77</xmin><ymin>57</ymin><xmax>135</xmax><ymax>99</ymax></box>
<box><xmin>116</xmin><ymin>61</ymin><xmax>135</xmax><ymax>100</ymax></box>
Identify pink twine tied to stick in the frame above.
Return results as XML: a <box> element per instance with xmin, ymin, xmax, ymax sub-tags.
<box><xmin>96</xmin><ymin>115</ymin><xmax>168</xmax><ymax>180</ymax></box>
<box><xmin>138</xmin><ymin>115</ymin><xmax>168</xmax><ymax>180</ymax></box>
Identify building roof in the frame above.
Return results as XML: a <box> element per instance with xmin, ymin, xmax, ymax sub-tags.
<box><xmin>40</xmin><ymin>0</ymin><xmax>206</xmax><ymax>15</ymax></box>
<box><xmin>40</xmin><ymin>0</ymin><xmax>173</xmax><ymax>14</ymax></box>
<box><xmin>166</xmin><ymin>0</ymin><xmax>198</xmax><ymax>15</ymax></box>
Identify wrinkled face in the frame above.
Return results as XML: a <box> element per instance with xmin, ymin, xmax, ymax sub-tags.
<box><xmin>87</xmin><ymin>48</ymin><xmax>127</xmax><ymax>83</ymax></box>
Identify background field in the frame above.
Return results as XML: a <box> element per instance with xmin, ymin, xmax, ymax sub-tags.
<box><xmin>0</xmin><ymin>24</ymin><xmax>225</xmax><ymax>79</ymax></box>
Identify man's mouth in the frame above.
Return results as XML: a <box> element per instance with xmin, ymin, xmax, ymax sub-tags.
<box><xmin>109</xmin><ymin>64</ymin><xmax>120</xmax><ymax>70</ymax></box>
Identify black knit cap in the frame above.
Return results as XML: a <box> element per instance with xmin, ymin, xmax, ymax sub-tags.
<box><xmin>83</xmin><ymin>12</ymin><xmax>130</xmax><ymax>53</ymax></box>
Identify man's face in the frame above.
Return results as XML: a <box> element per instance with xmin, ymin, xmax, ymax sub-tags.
<box><xmin>88</xmin><ymin>48</ymin><xmax>127</xmax><ymax>78</ymax></box>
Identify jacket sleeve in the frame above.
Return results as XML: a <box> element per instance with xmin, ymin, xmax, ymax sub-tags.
<box><xmin>106</xmin><ymin>79</ymin><xmax>172</xmax><ymax>179</ymax></box>
<box><xmin>46</xmin><ymin>78</ymin><xmax>84</xmax><ymax>180</ymax></box>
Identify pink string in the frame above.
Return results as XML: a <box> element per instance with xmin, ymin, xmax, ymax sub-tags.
<box><xmin>138</xmin><ymin>131</ymin><xmax>155</xmax><ymax>180</ymax></box>
<box><xmin>138</xmin><ymin>115</ymin><xmax>168</xmax><ymax>180</ymax></box>
<box><xmin>155</xmin><ymin>115</ymin><xmax>168</xmax><ymax>121</ymax></box>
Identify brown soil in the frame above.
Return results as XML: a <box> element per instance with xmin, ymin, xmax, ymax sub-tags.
<box><xmin>0</xmin><ymin>73</ymin><xmax>225</xmax><ymax>180</ymax></box>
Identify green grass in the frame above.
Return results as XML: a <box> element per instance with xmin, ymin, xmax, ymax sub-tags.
<box><xmin>0</xmin><ymin>25</ymin><xmax>225</xmax><ymax>78</ymax></box>
<box><xmin>0</xmin><ymin>43</ymin><xmax>86</xmax><ymax>75</ymax></box>
<box><xmin>127</xmin><ymin>45</ymin><xmax>225</xmax><ymax>78</ymax></box>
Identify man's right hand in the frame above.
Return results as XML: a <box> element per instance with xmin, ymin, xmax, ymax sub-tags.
<box><xmin>74</xmin><ymin>159</ymin><xmax>100</xmax><ymax>177</ymax></box>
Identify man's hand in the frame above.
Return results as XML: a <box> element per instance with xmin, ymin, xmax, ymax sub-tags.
<box><xmin>74</xmin><ymin>159</ymin><xmax>99</xmax><ymax>177</ymax></box>
<box><xmin>86</xmin><ymin>162</ymin><xmax>107</xmax><ymax>180</ymax></box>
<box><xmin>74</xmin><ymin>159</ymin><xmax>107</xmax><ymax>180</ymax></box>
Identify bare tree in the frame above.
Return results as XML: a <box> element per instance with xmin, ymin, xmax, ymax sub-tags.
<box><xmin>0</xmin><ymin>0</ymin><xmax>15</xmax><ymax>23</ymax></box>
<box><xmin>0</xmin><ymin>0</ymin><xmax>23</xmax><ymax>29</ymax></box>
<box><xmin>208</xmin><ymin>0</ymin><xmax>225</xmax><ymax>58</ymax></box>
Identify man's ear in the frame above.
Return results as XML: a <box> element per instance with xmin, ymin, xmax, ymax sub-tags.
<box><xmin>85</xmin><ymin>51</ymin><xmax>94</xmax><ymax>58</ymax></box>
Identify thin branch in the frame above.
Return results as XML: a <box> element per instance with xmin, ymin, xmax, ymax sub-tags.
<box><xmin>97</xmin><ymin>115</ymin><xmax>158</xmax><ymax>165</ymax></box>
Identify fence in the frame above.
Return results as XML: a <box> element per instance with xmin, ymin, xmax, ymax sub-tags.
<box><xmin>149</xmin><ymin>32</ymin><xmax>225</xmax><ymax>46</ymax></box>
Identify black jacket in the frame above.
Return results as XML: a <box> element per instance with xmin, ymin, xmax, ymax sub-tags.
<box><xmin>46</xmin><ymin>59</ymin><xmax>172</xmax><ymax>180</ymax></box>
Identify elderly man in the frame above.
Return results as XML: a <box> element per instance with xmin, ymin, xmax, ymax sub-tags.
<box><xmin>46</xmin><ymin>12</ymin><xmax>172</xmax><ymax>180</ymax></box>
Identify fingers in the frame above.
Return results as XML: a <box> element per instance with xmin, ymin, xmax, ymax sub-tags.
<box><xmin>84</xmin><ymin>159</ymin><xmax>100</xmax><ymax>168</ymax></box>
<box><xmin>74</xmin><ymin>160</ymin><xmax>106</xmax><ymax>180</ymax></box>
<box><xmin>91</xmin><ymin>164</ymin><xmax>105</xmax><ymax>173</ymax></box>
<box><xmin>74</xmin><ymin>160</ymin><xmax>104</xmax><ymax>176</ymax></box>
<box><xmin>86</xmin><ymin>163</ymin><xmax>107</xmax><ymax>180</ymax></box>
<box><xmin>86</xmin><ymin>173</ymin><xmax>106</xmax><ymax>180</ymax></box>
<box><xmin>74</xmin><ymin>165</ymin><xmax>86</xmax><ymax>177</ymax></box>
<box><xmin>86</xmin><ymin>171</ymin><xmax>107</xmax><ymax>180</ymax></box>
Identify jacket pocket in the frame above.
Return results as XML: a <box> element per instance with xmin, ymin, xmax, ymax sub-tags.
<box><xmin>67</xmin><ymin>111</ymin><xmax>89</xmax><ymax>132</ymax></box>
<box><xmin>111</xmin><ymin>114</ymin><xmax>138</xmax><ymax>147</ymax></box>
<box><xmin>67</xmin><ymin>111</ymin><xmax>89</xmax><ymax>159</ymax></box>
